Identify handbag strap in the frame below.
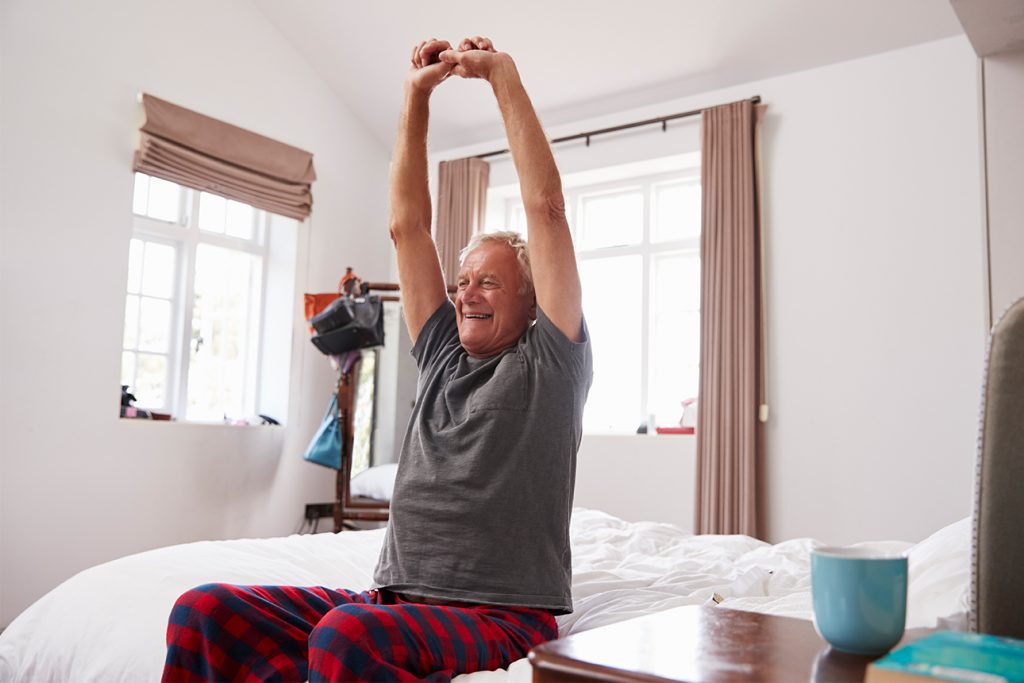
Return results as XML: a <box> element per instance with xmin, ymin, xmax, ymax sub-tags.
<box><xmin>321</xmin><ymin>390</ymin><xmax>338</xmax><ymax>423</ymax></box>
<box><xmin>334</xmin><ymin>350</ymin><xmax>361</xmax><ymax>429</ymax></box>
<box><xmin>339</xmin><ymin>349</ymin><xmax>361</xmax><ymax>374</ymax></box>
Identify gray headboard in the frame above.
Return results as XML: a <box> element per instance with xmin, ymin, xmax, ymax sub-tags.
<box><xmin>971</xmin><ymin>296</ymin><xmax>1024</xmax><ymax>638</ymax></box>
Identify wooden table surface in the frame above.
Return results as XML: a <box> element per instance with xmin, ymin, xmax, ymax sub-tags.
<box><xmin>529</xmin><ymin>604</ymin><xmax>925</xmax><ymax>683</ymax></box>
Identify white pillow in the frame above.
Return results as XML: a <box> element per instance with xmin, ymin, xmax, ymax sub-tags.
<box><xmin>349</xmin><ymin>464</ymin><xmax>399</xmax><ymax>501</ymax></box>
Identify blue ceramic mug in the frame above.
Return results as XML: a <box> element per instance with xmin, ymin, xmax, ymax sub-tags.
<box><xmin>810</xmin><ymin>546</ymin><xmax>908</xmax><ymax>655</ymax></box>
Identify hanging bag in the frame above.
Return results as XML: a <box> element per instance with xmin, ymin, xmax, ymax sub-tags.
<box><xmin>310</xmin><ymin>296</ymin><xmax>356</xmax><ymax>335</ymax></box>
<box><xmin>310</xmin><ymin>295</ymin><xmax>384</xmax><ymax>355</ymax></box>
<box><xmin>302</xmin><ymin>392</ymin><xmax>341</xmax><ymax>469</ymax></box>
<box><xmin>303</xmin><ymin>267</ymin><xmax>363</xmax><ymax>333</ymax></box>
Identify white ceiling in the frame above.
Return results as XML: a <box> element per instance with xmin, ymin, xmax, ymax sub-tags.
<box><xmin>251</xmin><ymin>0</ymin><xmax>965</xmax><ymax>152</ymax></box>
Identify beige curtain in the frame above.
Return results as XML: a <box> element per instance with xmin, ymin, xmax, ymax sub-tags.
<box><xmin>435</xmin><ymin>158</ymin><xmax>489</xmax><ymax>285</ymax></box>
<box><xmin>133</xmin><ymin>94</ymin><xmax>316</xmax><ymax>220</ymax></box>
<box><xmin>695</xmin><ymin>100</ymin><xmax>768</xmax><ymax>538</ymax></box>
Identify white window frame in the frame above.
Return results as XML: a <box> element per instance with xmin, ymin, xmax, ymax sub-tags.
<box><xmin>126</xmin><ymin>175</ymin><xmax>271</xmax><ymax>421</ymax></box>
<box><xmin>122</xmin><ymin>233</ymin><xmax>183</xmax><ymax>413</ymax></box>
<box><xmin>499</xmin><ymin>166</ymin><xmax>701</xmax><ymax>433</ymax></box>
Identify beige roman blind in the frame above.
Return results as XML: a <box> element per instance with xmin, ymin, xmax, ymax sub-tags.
<box><xmin>133</xmin><ymin>94</ymin><xmax>316</xmax><ymax>220</ymax></box>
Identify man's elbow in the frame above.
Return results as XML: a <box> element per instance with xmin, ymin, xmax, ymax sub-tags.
<box><xmin>389</xmin><ymin>219</ymin><xmax>429</xmax><ymax>244</ymax></box>
<box><xmin>523</xmin><ymin>192</ymin><xmax>567</xmax><ymax>224</ymax></box>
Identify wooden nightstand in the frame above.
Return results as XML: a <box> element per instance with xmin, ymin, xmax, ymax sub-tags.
<box><xmin>529</xmin><ymin>605</ymin><xmax>930</xmax><ymax>683</ymax></box>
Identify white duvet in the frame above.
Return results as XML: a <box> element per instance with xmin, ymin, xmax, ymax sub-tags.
<box><xmin>0</xmin><ymin>509</ymin><xmax>970</xmax><ymax>682</ymax></box>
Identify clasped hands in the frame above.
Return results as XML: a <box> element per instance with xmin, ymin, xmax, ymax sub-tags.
<box><xmin>407</xmin><ymin>36</ymin><xmax>510</xmax><ymax>93</ymax></box>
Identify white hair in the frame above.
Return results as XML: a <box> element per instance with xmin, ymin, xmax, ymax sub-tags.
<box><xmin>458</xmin><ymin>230</ymin><xmax>534</xmax><ymax>296</ymax></box>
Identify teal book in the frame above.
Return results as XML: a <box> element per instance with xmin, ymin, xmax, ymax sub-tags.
<box><xmin>866</xmin><ymin>631</ymin><xmax>1024</xmax><ymax>683</ymax></box>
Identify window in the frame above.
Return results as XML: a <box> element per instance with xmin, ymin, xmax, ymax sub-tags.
<box><xmin>122</xmin><ymin>173</ymin><xmax>296</xmax><ymax>423</ymax></box>
<box><xmin>492</xmin><ymin>164</ymin><xmax>701</xmax><ymax>434</ymax></box>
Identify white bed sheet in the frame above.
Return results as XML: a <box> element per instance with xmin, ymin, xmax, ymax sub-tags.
<box><xmin>0</xmin><ymin>509</ymin><xmax>970</xmax><ymax>682</ymax></box>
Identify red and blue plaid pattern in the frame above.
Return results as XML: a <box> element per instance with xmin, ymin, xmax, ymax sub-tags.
<box><xmin>161</xmin><ymin>583</ymin><xmax>558</xmax><ymax>682</ymax></box>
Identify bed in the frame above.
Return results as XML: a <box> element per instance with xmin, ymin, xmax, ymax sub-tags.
<box><xmin>0</xmin><ymin>507</ymin><xmax>970</xmax><ymax>682</ymax></box>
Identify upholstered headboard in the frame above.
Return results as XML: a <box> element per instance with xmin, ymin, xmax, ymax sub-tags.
<box><xmin>971</xmin><ymin>296</ymin><xmax>1024</xmax><ymax>638</ymax></box>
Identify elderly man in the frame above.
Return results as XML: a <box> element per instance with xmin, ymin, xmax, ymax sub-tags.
<box><xmin>162</xmin><ymin>36</ymin><xmax>591</xmax><ymax>682</ymax></box>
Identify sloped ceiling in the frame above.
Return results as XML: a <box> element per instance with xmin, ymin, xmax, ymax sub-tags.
<box><xmin>252</xmin><ymin>0</ymin><xmax>964</xmax><ymax>152</ymax></box>
<box><xmin>951</xmin><ymin>0</ymin><xmax>1024</xmax><ymax>56</ymax></box>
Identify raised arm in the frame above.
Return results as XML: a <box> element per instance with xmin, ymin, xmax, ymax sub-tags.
<box><xmin>389</xmin><ymin>39</ymin><xmax>454</xmax><ymax>344</ymax></box>
<box><xmin>441</xmin><ymin>38</ymin><xmax>584</xmax><ymax>342</ymax></box>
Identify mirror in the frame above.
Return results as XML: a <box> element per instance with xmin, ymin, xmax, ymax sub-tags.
<box><xmin>349</xmin><ymin>349</ymin><xmax>376</xmax><ymax>478</ymax></box>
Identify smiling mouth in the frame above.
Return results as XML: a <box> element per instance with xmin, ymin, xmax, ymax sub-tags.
<box><xmin>463</xmin><ymin>314</ymin><xmax>492</xmax><ymax>320</ymax></box>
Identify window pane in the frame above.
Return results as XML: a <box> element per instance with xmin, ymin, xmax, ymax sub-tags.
<box><xmin>653</xmin><ymin>181</ymin><xmax>701</xmax><ymax>242</ymax></box>
<box><xmin>653</xmin><ymin>251</ymin><xmax>700</xmax><ymax>312</ymax></box>
<box><xmin>126</xmin><ymin>238</ymin><xmax>143</xmax><ymax>294</ymax></box>
<box><xmin>132</xmin><ymin>173</ymin><xmax>149</xmax><ymax>215</ymax></box>
<box><xmin>121</xmin><ymin>351</ymin><xmax>136</xmax><ymax>389</ymax></box>
<box><xmin>123</xmin><ymin>294</ymin><xmax>140</xmax><ymax>348</ymax></box>
<box><xmin>138</xmin><ymin>296</ymin><xmax>172</xmax><ymax>352</ymax></box>
<box><xmin>649</xmin><ymin>312</ymin><xmax>700</xmax><ymax>425</ymax></box>
<box><xmin>198</xmin><ymin>192</ymin><xmax>226</xmax><ymax>234</ymax></box>
<box><xmin>141</xmin><ymin>242</ymin><xmax>176</xmax><ymax>298</ymax></box>
<box><xmin>134</xmin><ymin>353</ymin><xmax>167</xmax><ymax>408</ymax></box>
<box><xmin>225</xmin><ymin>199</ymin><xmax>254</xmax><ymax>239</ymax></box>
<box><xmin>506</xmin><ymin>203</ymin><xmax>527</xmax><ymax>238</ymax></box>
<box><xmin>578</xmin><ymin>255</ymin><xmax>643</xmax><ymax>432</ymax></box>
<box><xmin>649</xmin><ymin>253</ymin><xmax>701</xmax><ymax>426</ymax></box>
<box><xmin>187</xmin><ymin>244</ymin><xmax>262</xmax><ymax>421</ymax></box>
<box><xmin>578</xmin><ymin>191</ymin><xmax>642</xmax><ymax>250</ymax></box>
<box><xmin>146</xmin><ymin>176</ymin><xmax>180</xmax><ymax>223</ymax></box>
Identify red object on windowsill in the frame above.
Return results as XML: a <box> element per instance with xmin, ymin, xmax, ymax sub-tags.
<box><xmin>656</xmin><ymin>427</ymin><xmax>694</xmax><ymax>435</ymax></box>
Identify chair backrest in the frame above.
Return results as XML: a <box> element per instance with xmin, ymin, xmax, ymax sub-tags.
<box><xmin>971</xmin><ymin>296</ymin><xmax>1024</xmax><ymax>637</ymax></box>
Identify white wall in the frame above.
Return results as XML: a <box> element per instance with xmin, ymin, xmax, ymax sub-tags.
<box><xmin>757</xmin><ymin>36</ymin><xmax>985</xmax><ymax>545</ymax></box>
<box><xmin>575</xmin><ymin>436</ymin><xmax>695</xmax><ymax>532</ymax></box>
<box><xmin>0</xmin><ymin>0</ymin><xmax>391</xmax><ymax>627</ymax></box>
<box><xmin>982</xmin><ymin>48</ymin><xmax>1024</xmax><ymax>319</ymax></box>
<box><xmin>435</xmin><ymin>36</ymin><xmax>987</xmax><ymax>546</ymax></box>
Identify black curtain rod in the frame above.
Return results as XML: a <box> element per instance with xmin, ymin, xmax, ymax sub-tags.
<box><xmin>473</xmin><ymin>95</ymin><xmax>761</xmax><ymax>160</ymax></box>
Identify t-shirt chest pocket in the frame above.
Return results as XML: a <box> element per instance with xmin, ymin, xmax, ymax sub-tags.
<box><xmin>467</xmin><ymin>354</ymin><xmax>528</xmax><ymax>412</ymax></box>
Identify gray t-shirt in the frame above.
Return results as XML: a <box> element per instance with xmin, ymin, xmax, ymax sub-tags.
<box><xmin>372</xmin><ymin>301</ymin><xmax>592</xmax><ymax>614</ymax></box>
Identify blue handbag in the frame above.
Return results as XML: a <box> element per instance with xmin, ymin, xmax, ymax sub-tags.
<box><xmin>303</xmin><ymin>392</ymin><xmax>341</xmax><ymax>469</ymax></box>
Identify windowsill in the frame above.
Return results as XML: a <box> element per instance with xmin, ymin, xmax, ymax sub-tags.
<box><xmin>118</xmin><ymin>417</ymin><xmax>285</xmax><ymax>429</ymax></box>
<box><xmin>582</xmin><ymin>431</ymin><xmax>695</xmax><ymax>438</ymax></box>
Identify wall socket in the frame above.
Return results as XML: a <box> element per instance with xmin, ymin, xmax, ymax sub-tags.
<box><xmin>304</xmin><ymin>502</ymin><xmax>335</xmax><ymax>521</ymax></box>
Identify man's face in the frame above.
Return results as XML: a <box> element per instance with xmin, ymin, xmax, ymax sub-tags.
<box><xmin>455</xmin><ymin>242</ymin><xmax>536</xmax><ymax>359</ymax></box>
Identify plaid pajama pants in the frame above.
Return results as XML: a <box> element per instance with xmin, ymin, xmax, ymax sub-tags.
<box><xmin>161</xmin><ymin>583</ymin><xmax>558</xmax><ymax>682</ymax></box>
